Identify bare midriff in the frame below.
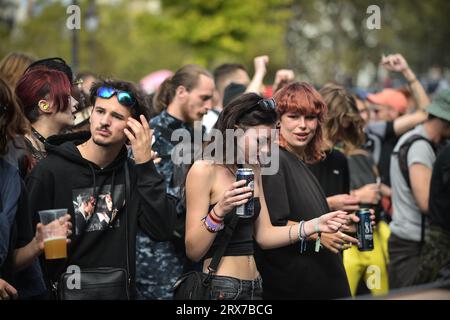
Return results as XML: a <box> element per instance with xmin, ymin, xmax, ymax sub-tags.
<box><xmin>202</xmin><ymin>255</ymin><xmax>259</xmax><ymax>280</ymax></box>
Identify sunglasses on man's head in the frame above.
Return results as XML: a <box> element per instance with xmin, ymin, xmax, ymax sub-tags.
<box><xmin>96</xmin><ymin>86</ymin><xmax>136</xmax><ymax>107</ymax></box>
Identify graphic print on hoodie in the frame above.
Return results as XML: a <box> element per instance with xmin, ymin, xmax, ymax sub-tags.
<box><xmin>73</xmin><ymin>184</ymin><xmax>124</xmax><ymax>235</ymax></box>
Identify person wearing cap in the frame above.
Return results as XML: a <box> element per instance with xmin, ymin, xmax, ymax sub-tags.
<box><xmin>388</xmin><ymin>88</ymin><xmax>450</xmax><ymax>289</ymax></box>
<box><xmin>367</xmin><ymin>88</ymin><xmax>409</xmax><ymax>121</ymax></box>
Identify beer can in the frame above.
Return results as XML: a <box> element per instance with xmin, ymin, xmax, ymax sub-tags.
<box><xmin>356</xmin><ymin>209</ymin><xmax>374</xmax><ymax>251</ymax></box>
<box><xmin>235</xmin><ymin>168</ymin><xmax>254</xmax><ymax>218</ymax></box>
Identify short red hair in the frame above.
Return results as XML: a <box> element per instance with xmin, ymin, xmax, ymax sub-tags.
<box><xmin>274</xmin><ymin>82</ymin><xmax>328</xmax><ymax>164</ymax></box>
<box><xmin>15</xmin><ymin>66</ymin><xmax>71</xmax><ymax>123</ymax></box>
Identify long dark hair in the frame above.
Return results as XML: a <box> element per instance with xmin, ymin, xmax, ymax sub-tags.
<box><xmin>205</xmin><ymin>92</ymin><xmax>277</xmax><ymax>165</ymax></box>
<box><xmin>181</xmin><ymin>92</ymin><xmax>277</xmax><ymax>211</ymax></box>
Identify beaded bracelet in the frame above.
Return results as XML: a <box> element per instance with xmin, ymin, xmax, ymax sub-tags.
<box><xmin>207</xmin><ymin>214</ymin><xmax>224</xmax><ymax>232</ymax></box>
<box><xmin>202</xmin><ymin>215</ymin><xmax>224</xmax><ymax>233</ymax></box>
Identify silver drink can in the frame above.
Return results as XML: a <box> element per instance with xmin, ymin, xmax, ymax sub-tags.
<box><xmin>235</xmin><ymin>168</ymin><xmax>254</xmax><ymax>218</ymax></box>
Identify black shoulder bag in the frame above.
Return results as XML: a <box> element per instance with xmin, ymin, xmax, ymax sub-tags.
<box><xmin>172</xmin><ymin>214</ymin><xmax>239</xmax><ymax>300</ymax></box>
<box><xmin>56</xmin><ymin>162</ymin><xmax>132</xmax><ymax>300</ymax></box>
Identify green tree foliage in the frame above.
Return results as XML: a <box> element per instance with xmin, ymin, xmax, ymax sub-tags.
<box><xmin>0</xmin><ymin>0</ymin><xmax>291</xmax><ymax>82</ymax></box>
<box><xmin>0</xmin><ymin>0</ymin><xmax>448</xmax><ymax>85</ymax></box>
<box><xmin>286</xmin><ymin>0</ymin><xmax>450</xmax><ymax>84</ymax></box>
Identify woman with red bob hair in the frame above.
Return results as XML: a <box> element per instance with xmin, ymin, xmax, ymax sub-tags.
<box><xmin>15</xmin><ymin>66</ymin><xmax>76</xmax><ymax>170</ymax></box>
<box><xmin>256</xmin><ymin>82</ymin><xmax>361</xmax><ymax>299</ymax></box>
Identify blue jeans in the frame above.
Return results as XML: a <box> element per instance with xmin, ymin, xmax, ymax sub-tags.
<box><xmin>208</xmin><ymin>274</ymin><xmax>263</xmax><ymax>300</ymax></box>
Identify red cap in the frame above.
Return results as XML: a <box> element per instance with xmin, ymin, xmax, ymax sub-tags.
<box><xmin>367</xmin><ymin>88</ymin><xmax>408</xmax><ymax>113</ymax></box>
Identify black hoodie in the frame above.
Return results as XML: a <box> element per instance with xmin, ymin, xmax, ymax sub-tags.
<box><xmin>25</xmin><ymin>134</ymin><xmax>176</xmax><ymax>298</ymax></box>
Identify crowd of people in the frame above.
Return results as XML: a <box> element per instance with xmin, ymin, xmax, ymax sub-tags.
<box><xmin>0</xmin><ymin>50</ymin><xmax>449</xmax><ymax>300</ymax></box>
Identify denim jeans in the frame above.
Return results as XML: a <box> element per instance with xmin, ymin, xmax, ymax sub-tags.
<box><xmin>208</xmin><ymin>274</ymin><xmax>263</xmax><ymax>300</ymax></box>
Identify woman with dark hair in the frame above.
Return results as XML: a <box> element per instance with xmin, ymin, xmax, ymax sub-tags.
<box><xmin>138</xmin><ymin>64</ymin><xmax>214</xmax><ymax>299</ymax></box>
<box><xmin>184</xmin><ymin>92</ymin><xmax>352</xmax><ymax>300</ymax></box>
<box><xmin>1</xmin><ymin>77</ymin><xmax>71</xmax><ymax>299</ymax></box>
<box><xmin>15</xmin><ymin>66</ymin><xmax>76</xmax><ymax>170</ymax></box>
<box><xmin>256</xmin><ymin>82</ymin><xmax>364</xmax><ymax>300</ymax></box>
<box><xmin>319</xmin><ymin>83</ymin><xmax>390</xmax><ymax>296</ymax></box>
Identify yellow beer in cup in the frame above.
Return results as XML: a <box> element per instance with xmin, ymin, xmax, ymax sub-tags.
<box><xmin>43</xmin><ymin>236</ymin><xmax>67</xmax><ymax>260</ymax></box>
<box><xmin>38</xmin><ymin>209</ymin><xmax>68</xmax><ymax>260</ymax></box>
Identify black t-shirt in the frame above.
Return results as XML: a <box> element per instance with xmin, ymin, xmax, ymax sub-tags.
<box><xmin>256</xmin><ymin>148</ymin><xmax>351</xmax><ymax>299</ymax></box>
<box><xmin>308</xmin><ymin>149</ymin><xmax>350</xmax><ymax>197</ymax></box>
<box><xmin>429</xmin><ymin>144</ymin><xmax>450</xmax><ymax>232</ymax></box>
<box><xmin>378</xmin><ymin>121</ymin><xmax>398</xmax><ymax>187</ymax></box>
<box><xmin>366</xmin><ymin>121</ymin><xmax>398</xmax><ymax>186</ymax></box>
<box><xmin>347</xmin><ymin>153</ymin><xmax>377</xmax><ymax>191</ymax></box>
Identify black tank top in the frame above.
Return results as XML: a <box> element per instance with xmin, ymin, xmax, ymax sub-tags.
<box><xmin>204</xmin><ymin>198</ymin><xmax>261</xmax><ymax>259</ymax></box>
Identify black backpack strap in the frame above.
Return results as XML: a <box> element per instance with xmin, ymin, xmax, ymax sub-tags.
<box><xmin>395</xmin><ymin>134</ymin><xmax>436</xmax><ymax>189</ymax></box>
<box><xmin>394</xmin><ymin>134</ymin><xmax>436</xmax><ymax>245</ymax></box>
<box><xmin>205</xmin><ymin>214</ymin><xmax>240</xmax><ymax>280</ymax></box>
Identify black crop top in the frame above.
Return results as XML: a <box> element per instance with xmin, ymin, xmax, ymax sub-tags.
<box><xmin>204</xmin><ymin>198</ymin><xmax>261</xmax><ymax>259</ymax></box>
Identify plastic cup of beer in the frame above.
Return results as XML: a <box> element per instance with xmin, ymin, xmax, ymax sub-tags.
<box><xmin>38</xmin><ymin>209</ymin><xmax>68</xmax><ymax>260</ymax></box>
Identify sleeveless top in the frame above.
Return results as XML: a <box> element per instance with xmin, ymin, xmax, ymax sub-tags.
<box><xmin>204</xmin><ymin>198</ymin><xmax>261</xmax><ymax>259</ymax></box>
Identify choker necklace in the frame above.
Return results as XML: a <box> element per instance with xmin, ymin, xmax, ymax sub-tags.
<box><xmin>31</xmin><ymin>127</ymin><xmax>47</xmax><ymax>144</ymax></box>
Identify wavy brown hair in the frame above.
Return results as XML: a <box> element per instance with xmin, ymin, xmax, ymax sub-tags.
<box><xmin>319</xmin><ymin>83</ymin><xmax>365</xmax><ymax>155</ymax></box>
<box><xmin>0</xmin><ymin>77</ymin><xmax>30</xmax><ymax>155</ymax></box>
<box><xmin>0</xmin><ymin>52</ymin><xmax>36</xmax><ymax>90</ymax></box>
<box><xmin>274</xmin><ymin>82</ymin><xmax>327</xmax><ymax>164</ymax></box>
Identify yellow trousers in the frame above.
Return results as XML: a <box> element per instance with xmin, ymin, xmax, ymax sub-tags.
<box><xmin>343</xmin><ymin>221</ymin><xmax>391</xmax><ymax>296</ymax></box>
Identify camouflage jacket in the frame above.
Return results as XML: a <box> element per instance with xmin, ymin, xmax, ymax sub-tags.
<box><xmin>150</xmin><ymin>110</ymin><xmax>202</xmax><ymax>214</ymax></box>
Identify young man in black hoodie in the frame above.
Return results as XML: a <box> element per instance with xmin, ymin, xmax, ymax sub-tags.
<box><xmin>26</xmin><ymin>79</ymin><xmax>176</xmax><ymax>299</ymax></box>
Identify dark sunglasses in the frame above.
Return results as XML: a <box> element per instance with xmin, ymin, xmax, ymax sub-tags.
<box><xmin>258</xmin><ymin>98</ymin><xmax>276</xmax><ymax>110</ymax></box>
<box><xmin>96</xmin><ymin>86</ymin><xmax>136</xmax><ymax>107</ymax></box>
